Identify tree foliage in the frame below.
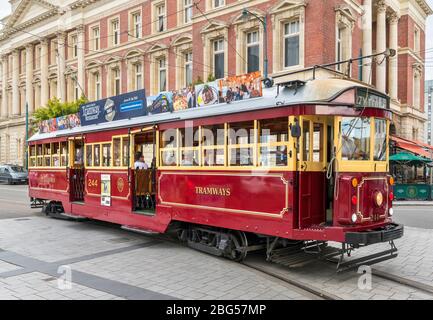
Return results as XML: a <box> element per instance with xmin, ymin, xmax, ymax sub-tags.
<box><xmin>33</xmin><ymin>96</ymin><xmax>87</xmax><ymax>122</ymax></box>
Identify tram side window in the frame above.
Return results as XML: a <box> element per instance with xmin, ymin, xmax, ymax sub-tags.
<box><xmin>122</xmin><ymin>137</ymin><xmax>130</xmax><ymax>167</ymax></box>
<box><xmin>29</xmin><ymin>145</ymin><xmax>36</xmax><ymax>167</ymax></box>
<box><xmin>341</xmin><ymin>117</ymin><xmax>371</xmax><ymax>161</ymax></box>
<box><xmin>179</xmin><ymin>127</ymin><xmax>200</xmax><ymax>166</ymax></box>
<box><xmin>52</xmin><ymin>143</ymin><xmax>60</xmax><ymax>167</ymax></box>
<box><xmin>160</xmin><ymin>129</ymin><xmax>178</xmax><ymax>167</ymax></box>
<box><xmin>43</xmin><ymin>143</ymin><xmax>51</xmax><ymax>167</ymax></box>
<box><xmin>374</xmin><ymin>119</ymin><xmax>387</xmax><ymax>161</ymax></box>
<box><xmin>113</xmin><ymin>138</ymin><xmax>121</xmax><ymax>167</ymax></box>
<box><xmin>313</xmin><ymin>123</ymin><xmax>324</xmax><ymax>162</ymax></box>
<box><xmin>228</xmin><ymin>121</ymin><xmax>255</xmax><ymax>166</ymax></box>
<box><xmin>102</xmin><ymin>143</ymin><xmax>111</xmax><ymax>167</ymax></box>
<box><xmin>86</xmin><ymin>145</ymin><xmax>93</xmax><ymax>167</ymax></box>
<box><xmin>94</xmin><ymin>144</ymin><xmax>101</xmax><ymax>167</ymax></box>
<box><xmin>259</xmin><ymin>118</ymin><xmax>289</xmax><ymax>167</ymax></box>
<box><xmin>37</xmin><ymin>144</ymin><xmax>43</xmax><ymax>166</ymax></box>
<box><xmin>60</xmin><ymin>142</ymin><xmax>68</xmax><ymax>167</ymax></box>
<box><xmin>202</xmin><ymin>124</ymin><xmax>225</xmax><ymax>167</ymax></box>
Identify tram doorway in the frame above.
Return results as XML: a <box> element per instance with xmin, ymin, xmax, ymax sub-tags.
<box><xmin>132</xmin><ymin>128</ymin><xmax>157</xmax><ymax>214</ymax></box>
<box><xmin>297</xmin><ymin>116</ymin><xmax>332</xmax><ymax>229</ymax></box>
<box><xmin>69</xmin><ymin>138</ymin><xmax>85</xmax><ymax>203</ymax></box>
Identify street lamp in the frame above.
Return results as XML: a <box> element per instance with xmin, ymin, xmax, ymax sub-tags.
<box><xmin>242</xmin><ymin>8</ymin><xmax>268</xmax><ymax>80</ymax></box>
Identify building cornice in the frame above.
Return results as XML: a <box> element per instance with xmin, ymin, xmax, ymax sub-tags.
<box><xmin>415</xmin><ymin>0</ymin><xmax>433</xmax><ymax>15</ymax></box>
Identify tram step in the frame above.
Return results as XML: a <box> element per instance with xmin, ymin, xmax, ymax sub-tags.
<box><xmin>59</xmin><ymin>212</ymin><xmax>88</xmax><ymax>221</ymax></box>
<box><xmin>121</xmin><ymin>225</ymin><xmax>160</xmax><ymax>235</ymax></box>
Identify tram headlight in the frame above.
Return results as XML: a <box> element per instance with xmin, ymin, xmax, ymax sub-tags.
<box><xmin>389</xmin><ymin>208</ymin><xmax>394</xmax><ymax>216</ymax></box>
<box><xmin>374</xmin><ymin>191</ymin><xmax>384</xmax><ymax>207</ymax></box>
<box><xmin>351</xmin><ymin>213</ymin><xmax>358</xmax><ymax>223</ymax></box>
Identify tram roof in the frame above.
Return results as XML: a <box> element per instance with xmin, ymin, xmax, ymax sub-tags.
<box><xmin>29</xmin><ymin>78</ymin><xmax>375</xmax><ymax>143</ymax></box>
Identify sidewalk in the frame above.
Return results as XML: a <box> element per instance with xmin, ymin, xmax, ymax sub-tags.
<box><xmin>393</xmin><ymin>201</ymin><xmax>433</xmax><ymax>206</ymax></box>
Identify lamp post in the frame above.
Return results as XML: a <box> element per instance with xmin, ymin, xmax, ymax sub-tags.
<box><xmin>242</xmin><ymin>9</ymin><xmax>268</xmax><ymax>80</ymax></box>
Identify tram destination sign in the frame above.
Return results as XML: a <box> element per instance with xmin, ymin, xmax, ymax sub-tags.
<box><xmin>355</xmin><ymin>87</ymin><xmax>389</xmax><ymax>110</ymax></box>
<box><xmin>80</xmin><ymin>90</ymin><xmax>147</xmax><ymax>126</ymax></box>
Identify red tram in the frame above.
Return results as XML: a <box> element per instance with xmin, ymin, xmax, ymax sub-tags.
<box><xmin>28</xmin><ymin>78</ymin><xmax>403</xmax><ymax>269</ymax></box>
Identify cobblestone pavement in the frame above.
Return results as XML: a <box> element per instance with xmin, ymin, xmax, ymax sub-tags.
<box><xmin>0</xmin><ymin>210</ymin><xmax>432</xmax><ymax>300</ymax></box>
<box><xmin>0</xmin><ymin>216</ymin><xmax>311</xmax><ymax>300</ymax></box>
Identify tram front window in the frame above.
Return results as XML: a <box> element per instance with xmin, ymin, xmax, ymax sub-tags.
<box><xmin>341</xmin><ymin>117</ymin><xmax>371</xmax><ymax>161</ymax></box>
<box><xmin>374</xmin><ymin>118</ymin><xmax>387</xmax><ymax>161</ymax></box>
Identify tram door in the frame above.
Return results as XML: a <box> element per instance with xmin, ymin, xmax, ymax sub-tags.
<box><xmin>297</xmin><ymin>116</ymin><xmax>328</xmax><ymax>228</ymax></box>
<box><xmin>132</xmin><ymin>129</ymin><xmax>157</xmax><ymax>213</ymax></box>
<box><xmin>69</xmin><ymin>138</ymin><xmax>85</xmax><ymax>202</ymax></box>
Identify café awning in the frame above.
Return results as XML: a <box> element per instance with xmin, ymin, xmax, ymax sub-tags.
<box><xmin>389</xmin><ymin>152</ymin><xmax>431</xmax><ymax>163</ymax></box>
<box><xmin>390</xmin><ymin>136</ymin><xmax>433</xmax><ymax>159</ymax></box>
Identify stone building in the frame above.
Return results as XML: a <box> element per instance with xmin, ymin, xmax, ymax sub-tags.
<box><xmin>0</xmin><ymin>0</ymin><xmax>431</xmax><ymax>165</ymax></box>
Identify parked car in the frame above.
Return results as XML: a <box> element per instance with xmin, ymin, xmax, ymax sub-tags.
<box><xmin>0</xmin><ymin>165</ymin><xmax>28</xmax><ymax>185</ymax></box>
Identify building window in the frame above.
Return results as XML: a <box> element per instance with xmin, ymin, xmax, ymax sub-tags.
<box><xmin>156</xmin><ymin>4</ymin><xmax>166</xmax><ymax>32</ymax></box>
<box><xmin>71</xmin><ymin>35</ymin><xmax>78</xmax><ymax>58</ymax></box>
<box><xmin>184</xmin><ymin>0</ymin><xmax>193</xmax><ymax>23</ymax></box>
<box><xmin>336</xmin><ymin>27</ymin><xmax>343</xmax><ymax>64</ymax></box>
<box><xmin>110</xmin><ymin>68</ymin><xmax>121</xmax><ymax>96</ymax></box>
<box><xmin>92</xmin><ymin>27</ymin><xmax>100</xmax><ymax>51</ymax></box>
<box><xmin>132</xmin><ymin>12</ymin><xmax>142</xmax><ymax>38</ymax></box>
<box><xmin>414</xmin><ymin>27</ymin><xmax>420</xmax><ymax>53</ymax></box>
<box><xmin>34</xmin><ymin>45</ymin><xmax>41</xmax><ymax>69</ymax></box>
<box><xmin>185</xmin><ymin>52</ymin><xmax>193</xmax><ymax>86</ymax></box>
<box><xmin>50</xmin><ymin>39</ymin><xmax>57</xmax><ymax>66</ymax></box>
<box><xmin>246</xmin><ymin>31</ymin><xmax>260</xmax><ymax>73</ymax></box>
<box><xmin>413</xmin><ymin>71</ymin><xmax>421</xmax><ymax>108</ymax></box>
<box><xmin>213</xmin><ymin>39</ymin><xmax>224</xmax><ymax>79</ymax></box>
<box><xmin>20</xmin><ymin>50</ymin><xmax>26</xmax><ymax>74</ymax></box>
<box><xmin>74</xmin><ymin>80</ymin><xmax>79</xmax><ymax>100</ymax></box>
<box><xmin>283</xmin><ymin>20</ymin><xmax>300</xmax><ymax>68</ymax></box>
<box><xmin>135</xmin><ymin>64</ymin><xmax>143</xmax><ymax>90</ymax></box>
<box><xmin>214</xmin><ymin>0</ymin><xmax>224</xmax><ymax>8</ymax></box>
<box><xmin>158</xmin><ymin>58</ymin><xmax>167</xmax><ymax>92</ymax></box>
<box><xmin>95</xmin><ymin>73</ymin><xmax>101</xmax><ymax>100</ymax></box>
<box><xmin>111</xmin><ymin>19</ymin><xmax>120</xmax><ymax>46</ymax></box>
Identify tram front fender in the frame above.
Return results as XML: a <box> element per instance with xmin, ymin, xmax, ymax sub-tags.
<box><xmin>344</xmin><ymin>223</ymin><xmax>403</xmax><ymax>246</ymax></box>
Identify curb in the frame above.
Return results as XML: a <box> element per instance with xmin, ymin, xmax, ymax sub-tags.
<box><xmin>393</xmin><ymin>202</ymin><xmax>433</xmax><ymax>207</ymax></box>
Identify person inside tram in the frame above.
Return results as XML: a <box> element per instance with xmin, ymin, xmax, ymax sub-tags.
<box><xmin>134</xmin><ymin>152</ymin><xmax>148</xmax><ymax>170</ymax></box>
<box><xmin>74</xmin><ymin>147</ymin><xmax>83</xmax><ymax>166</ymax></box>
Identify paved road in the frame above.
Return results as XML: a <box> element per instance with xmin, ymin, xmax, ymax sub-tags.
<box><xmin>393</xmin><ymin>206</ymin><xmax>433</xmax><ymax>229</ymax></box>
<box><xmin>0</xmin><ymin>183</ymin><xmax>40</xmax><ymax>219</ymax></box>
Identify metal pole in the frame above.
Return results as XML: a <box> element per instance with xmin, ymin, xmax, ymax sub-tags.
<box><xmin>25</xmin><ymin>102</ymin><xmax>29</xmax><ymax>170</ymax></box>
<box><xmin>263</xmin><ymin>15</ymin><xmax>268</xmax><ymax>79</ymax></box>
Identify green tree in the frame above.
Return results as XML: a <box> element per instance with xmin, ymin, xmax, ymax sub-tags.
<box><xmin>33</xmin><ymin>96</ymin><xmax>87</xmax><ymax>122</ymax></box>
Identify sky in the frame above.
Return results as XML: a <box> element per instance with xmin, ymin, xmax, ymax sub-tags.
<box><xmin>0</xmin><ymin>0</ymin><xmax>431</xmax><ymax>79</ymax></box>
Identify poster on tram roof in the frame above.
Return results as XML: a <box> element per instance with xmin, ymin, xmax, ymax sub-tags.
<box><xmin>79</xmin><ymin>89</ymin><xmax>147</xmax><ymax>127</ymax></box>
<box><xmin>220</xmin><ymin>71</ymin><xmax>262</xmax><ymax>103</ymax></box>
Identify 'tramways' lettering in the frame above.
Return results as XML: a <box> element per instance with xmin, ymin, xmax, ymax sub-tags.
<box><xmin>195</xmin><ymin>186</ymin><xmax>231</xmax><ymax>196</ymax></box>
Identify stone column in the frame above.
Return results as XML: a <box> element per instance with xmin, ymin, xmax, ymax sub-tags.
<box><xmin>12</xmin><ymin>49</ymin><xmax>20</xmax><ymax>116</ymax></box>
<box><xmin>362</xmin><ymin>0</ymin><xmax>373</xmax><ymax>84</ymax></box>
<box><xmin>77</xmin><ymin>25</ymin><xmax>85</xmax><ymax>98</ymax></box>
<box><xmin>1</xmin><ymin>55</ymin><xmax>8</xmax><ymax>119</ymax></box>
<box><xmin>388</xmin><ymin>12</ymin><xmax>399</xmax><ymax>101</ymax></box>
<box><xmin>40</xmin><ymin>38</ymin><xmax>49</xmax><ymax>106</ymax></box>
<box><xmin>57</xmin><ymin>32</ymin><xmax>67</xmax><ymax>102</ymax></box>
<box><xmin>25</xmin><ymin>44</ymin><xmax>34</xmax><ymax>113</ymax></box>
<box><xmin>376</xmin><ymin>0</ymin><xmax>387</xmax><ymax>93</ymax></box>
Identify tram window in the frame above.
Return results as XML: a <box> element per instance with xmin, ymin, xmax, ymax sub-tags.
<box><xmin>374</xmin><ymin>119</ymin><xmax>387</xmax><ymax>161</ymax></box>
<box><xmin>161</xmin><ymin>149</ymin><xmax>177</xmax><ymax>166</ymax></box>
<box><xmin>37</xmin><ymin>156</ymin><xmax>43</xmax><ymax>167</ymax></box>
<box><xmin>181</xmin><ymin>150</ymin><xmax>199</xmax><ymax>166</ymax></box>
<box><xmin>179</xmin><ymin>127</ymin><xmax>200</xmax><ymax>148</ymax></box>
<box><xmin>341</xmin><ymin>117</ymin><xmax>371</xmax><ymax>161</ymax></box>
<box><xmin>94</xmin><ymin>144</ymin><xmax>101</xmax><ymax>167</ymax></box>
<box><xmin>260</xmin><ymin>146</ymin><xmax>287</xmax><ymax>166</ymax></box>
<box><xmin>122</xmin><ymin>137</ymin><xmax>130</xmax><ymax>167</ymax></box>
<box><xmin>102</xmin><ymin>143</ymin><xmax>111</xmax><ymax>167</ymax></box>
<box><xmin>29</xmin><ymin>157</ymin><xmax>36</xmax><ymax>167</ymax></box>
<box><xmin>260</xmin><ymin>118</ymin><xmax>288</xmax><ymax>143</ymax></box>
<box><xmin>229</xmin><ymin>121</ymin><xmax>254</xmax><ymax>145</ymax></box>
<box><xmin>113</xmin><ymin>138</ymin><xmax>121</xmax><ymax>167</ymax></box>
<box><xmin>259</xmin><ymin>118</ymin><xmax>289</xmax><ymax>167</ymax></box>
<box><xmin>203</xmin><ymin>149</ymin><xmax>225</xmax><ymax>166</ymax></box>
<box><xmin>60</xmin><ymin>142</ymin><xmax>69</xmax><ymax>167</ymax></box>
<box><xmin>160</xmin><ymin>129</ymin><xmax>177</xmax><ymax>148</ymax></box>
<box><xmin>86</xmin><ymin>145</ymin><xmax>93</xmax><ymax>167</ymax></box>
<box><xmin>37</xmin><ymin>144</ymin><xmax>43</xmax><ymax>156</ymax></box>
<box><xmin>302</xmin><ymin>121</ymin><xmax>310</xmax><ymax>161</ymax></box>
<box><xmin>313</xmin><ymin>123</ymin><xmax>324</xmax><ymax>162</ymax></box>
<box><xmin>52</xmin><ymin>143</ymin><xmax>60</xmax><ymax>167</ymax></box>
<box><xmin>230</xmin><ymin>147</ymin><xmax>254</xmax><ymax>166</ymax></box>
<box><xmin>30</xmin><ymin>146</ymin><xmax>36</xmax><ymax>157</ymax></box>
<box><xmin>202</xmin><ymin>124</ymin><xmax>225</xmax><ymax>146</ymax></box>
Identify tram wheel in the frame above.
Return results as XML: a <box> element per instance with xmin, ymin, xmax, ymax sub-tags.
<box><xmin>227</xmin><ymin>230</ymin><xmax>248</xmax><ymax>262</ymax></box>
